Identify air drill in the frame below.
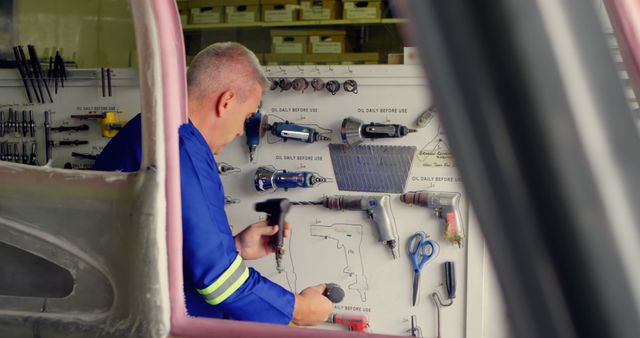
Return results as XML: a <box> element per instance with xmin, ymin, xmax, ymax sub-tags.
<box><xmin>254</xmin><ymin>198</ymin><xmax>291</xmax><ymax>273</ymax></box>
<box><xmin>292</xmin><ymin>195</ymin><xmax>398</xmax><ymax>259</ymax></box>
<box><xmin>400</xmin><ymin>191</ymin><xmax>465</xmax><ymax>247</ymax></box>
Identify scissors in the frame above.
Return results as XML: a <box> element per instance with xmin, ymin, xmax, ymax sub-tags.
<box><xmin>407</xmin><ymin>231</ymin><xmax>438</xmax><ymax>306</ymax></box>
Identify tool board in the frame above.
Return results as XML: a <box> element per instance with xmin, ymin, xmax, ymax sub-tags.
<box><xmin>218</xmin><ymin>65</ymin><xmax>487</xmax><ymax>337</ymax></box>
<box><xmin>0</xmin><ymin>65</ymin><xmax>494</xmax><ymax>337</ymax></box>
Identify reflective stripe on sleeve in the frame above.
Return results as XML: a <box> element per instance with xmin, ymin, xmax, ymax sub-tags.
<box><xmin>196</xmin><ymin>254</ymin><xmax>250</xmax><ymax>305</ymax></box>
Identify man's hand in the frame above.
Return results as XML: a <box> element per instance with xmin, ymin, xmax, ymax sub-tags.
<box><xmin>292</xmin><ymin>284</ymin><xmax>333</xmax><ymax>326</ymax></box>
<box><xmin>234</xmin><ymin>220</ymin><xmax>290</xmax><ymax>260</ymax></box>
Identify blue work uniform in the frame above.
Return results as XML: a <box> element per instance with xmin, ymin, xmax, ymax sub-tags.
<box><xmin>94</xmin><ymin>114</ymin><xmax>295</xmax><ymax>324</ymax></box>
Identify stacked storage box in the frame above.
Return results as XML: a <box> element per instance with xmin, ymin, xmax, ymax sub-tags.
<box><xmin>342</xmin><ymin>0</ymin><xmax>382</xmax><ymax>20</ymax></box>
<box><xmin>299</xmin><ymin>0</ymin><xmax>341</xmax><ymax>21</ymax></box>
<box><xmin>225</xmin><ymin>0</ymin><xmax>260</xmax><ymax>24</ymax></box>
<box><xmin>262</xmin><ymin>0</ymin><xmax>299</xmax><ymax>23</ymax></box>
<box><xmin>188</xmin><ymin>0</ymin><xmax>225</xmax><ymax>24</ymax></box>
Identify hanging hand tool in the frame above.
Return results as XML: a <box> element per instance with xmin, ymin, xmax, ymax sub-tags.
<box><xmin>29</xmin><ymin>142</ymin><xmax>38</xmax><ymax>165</ymax></box>
<box><xmin>24</xmin><ymin>46</ymin><xmax>45</xmax><ymax>104</ymax></box>
<box><xmin>28</xmin><ymin>45</ymin><xmax>53</xmax><ymax>103</ymax></box>
<box><xmin>343</xmin><ymin>79</ymin><xmax>358</xmax><ymax>94</ymax></box>
<box><xmin>407</xmin><ymin>231</ymin><xmax>438</xmax><ymax>306</ymax></box>
<box><xmin>254</xmin><ymin>166</ymin><xmax>331</xmax><ymax>192</ymax></box>
<box><xmin>268</xmin><ymin>120</ymin><xmax>331</xmax><ymax>143</ymax></box>
<box><xmin>254</xmin><ymin>198</ymin><xmax>291</xmax><ymax>273</ymax></box>
<box><xmin>278</xmin><ymin>78</ymin><xmax>292</xmax><ymax>91</ymax></box>
<box><xmin>292</xmin><ymin>77</ymin><xmax>309</xmax><ymax>92</ymax></box>
<box><xmin>70</xmin><ymin>111</ymin><xmax>123</xmax><ymax>137</ymax></box>
<box><xmin>292</xmin><ymin>195</ymin><xmax>399</xmax><ymax>259</ymax></box>
<box><xmin>44</xmin><ymin>111</ymin><xmax>52</xmax><ymax>163</ymax></box>
<box><xmin>57</xmin><ymin>140</ymin><xmax>89</xmax><ymax>146</ymax></box>
<box><xmin>13</xmin><ymin>143</ymin><xmax>19</xmax><ymax>163</ymax></box>
<box><xmin>21</xmin><ymin>110</ymin><xmax>28</xmax><ymax>137</ymax></box>
<box><xmin>12</xmin><ymin>47</ymin><xmax>33</xmax><ymax>103</ymax></box>
<box><xmin>311</xmin><ymin>78</ymin><xmax>325</xmax><ymax>91</ymax></box>
<box><xmin>431</xmin><ymin>261</ymin><xmax>456</xmax><ymax>338</ymax></box>
<box><xmin>0</xmin><ymin>111</ymin><xmax>4</xmax><ymax>137</ymax></box>
<box><xmin>416</xmin><ymin>106</ymin><xmax>436</xmax><ymax>128</ymax></box>
<box><xmin>323</xmin><ymin>283</ymin><xmax>345</xmax><ymax>303</ymax></box>
<box><xmin>0</xmin><ymin>143</ymin><xmax>5</xmax><ymax>161</ymax></box>
<box><xmin>224</xmin><ymin>196</ymin><xmax>240</xmax><ymax>205</ymax></box>
<box><xmin>51</xmin><ymin>124</ymin><xmax>89</xmax><ymax>132</ymax></box>
<box><xmin>400</xmin><ymin>191</ymin><xmax>465</xmax><ymax>247</ymax></box>
<box><xmin>21</xmin><ymin>143</ymin><xmax>29</xmax><ymax>164</ymax></box>
<box><xmin>408</xmin><ymin>315</ymin><xmax>423</xmax><ymax>337</ymax></box>
<box><xmin>244</xmin><ymin>110</ymin><xmax>264</xmax><ymax>162</ymax></box>
<box><xmin>101</xmin><ymin>68</ymin><xmax>106</xmax><ymax>97</ymax></box>
<box><xmin>7</xmin><ymin>108</ymin><xmax>14</xmax><ymax>134</ymax></box>
<box><xmin>327</xmin><ymin>313</ymin><xmax>369</xmax><ymax>332</ymax></box>
<box><xmin>325</xmin><ymin>80</ymin><xmax>340</xmax><ymax>95</ymax></box>
<box><xmin>341</xmin><ymin>117</ymin><xmax>417</xmax><ymax>146</ymax></box>
<box><xmin>71</xmin><ymin>152</ymin><xmax>97</xmax><ymax>160</ymax></box>
<box><xmin>107</xmin><ymin>68</ymin><xmax>112</xmax><ymax>97</ymax></box>
<box><xmin>217</xmin><ymin>162</ymin><xmax>240</xmax><ymax>175</ymax></box>
<box><xmin>29</xmin><ymin>111</ymin><xmax>35</xmax><ymax>137</ymax></box>
<box><xmin>17</xmin><ymin>46</ymin><xmax>42</xmax><ymax>103</ymax></box>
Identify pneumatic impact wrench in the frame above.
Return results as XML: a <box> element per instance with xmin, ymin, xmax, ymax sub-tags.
<box><xmin>255</xmin><ymin>198</ymin><xmax>291</xmax><ymax>273</ymax></box>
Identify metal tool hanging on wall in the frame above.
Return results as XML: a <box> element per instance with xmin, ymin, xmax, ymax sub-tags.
<box><xmin>416</xmin><ymin>106</ymin><xmax>437</xmax><ymax>128</ymax></box>
<box><xmin>217</xmin><ymin>162</ymin><xmax>240</xmax><ymax>175</ymax></box>
<box><xmin>101</xmin><ymin>68</ymin><xmax>112</xmax><ymax>97</ymax></box>
<box><xmin>431</xmin><ymin>261</ymin><xmax>456</xmax><ymax>338</ymax></box>
<box><xmin>254</xmin><ymin>166</ymin><xmax>331</xmax><ymax>192</ymax></box>
<box><xmin>263</xmin><ymin>115</ymin><xmax>331</xmax><ymax>143</ymax></box>
<box><xmin>341</xmin><ymin>117</ymin><xmax>417</xmax><ymax>146</ymax></box>
<box><xmin>400</xmin><ymin>191</ymin><xmax>465</xmax><ymax>247</ymax></box>
<box><xmin>292</xmin><ymin>195</ymin><xmax>399</xmax><ymax>259</ymax></box>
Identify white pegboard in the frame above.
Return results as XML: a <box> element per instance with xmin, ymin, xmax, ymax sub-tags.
<box><xmin>0</xmin><ymin>68</ymin><xmax>140</xmax><ymax>169</ymax></box>
<box><xmin>218</xmin><ymin>65</ymin><xmax>483</xmax><ymax>337</ymax></box>
<box><xmin>0</xmin><ymin>64</ymin><xmax>493</xmax><ymax>337</ymax></box>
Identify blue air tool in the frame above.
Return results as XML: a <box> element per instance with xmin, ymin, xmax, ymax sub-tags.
<box><xmin>244</xmin><ymin>110</ymin><xmax>265</xmax><ymax>162</ymax></box>
<box><xmin>263</xmin><ymin>115</ymin><xmax>331</xmax><ymax>143</ymax></box>
<box><xmin>255</xmin><ymin>166</ymin><xmax>331</xmax><ymax>192</ymax></box>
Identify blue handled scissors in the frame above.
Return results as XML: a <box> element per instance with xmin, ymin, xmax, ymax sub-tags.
<box><xmin>407</xmin><ymin>231</ymin><xmax>438</xmax><ymax>306</ymax></box>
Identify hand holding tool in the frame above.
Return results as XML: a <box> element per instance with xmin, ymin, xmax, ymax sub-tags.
<box><xmin>407</xmin><ymin>231</ymin><xmax>437</xmax><ymax>306</ymax></box>
<box><xmin>254</xmin><ymin>198</ymin><xmax>291</xmax><ymax>273</ymax></box>
<box><xmin>293</xmin><ymin>195</ymin><xmax>399</xmax><ymax>259</ymax></box>
<box><xmin>400</xmin><ymin>191</ymin><xmax>465</xmax><ymax>247</ymax></box>
<box><xmin>254</xmin><ymin>166</ymin><xmax>330</xmax><ymax>192</ymax></box>
<box><xmin>341</xmin><ymin>117</ymin><xmax>417</xmax><ymax>146</ymax></box>
<box><xmin>323</xmin><ymin>283</ymin><xmax>345</xmax><ymax>303</ymax></box>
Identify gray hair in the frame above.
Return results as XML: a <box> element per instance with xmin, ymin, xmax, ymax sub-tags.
<box><xmin>187</xmin><ymin>42</ymin><xmax>267</xmax><ymax>102</ymax></box>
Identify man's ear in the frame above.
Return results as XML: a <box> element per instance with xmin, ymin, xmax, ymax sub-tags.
<box><xmin>216</xmin><ymin>90</ymin><xmax>235</xmax><ymax>117</ymax></box>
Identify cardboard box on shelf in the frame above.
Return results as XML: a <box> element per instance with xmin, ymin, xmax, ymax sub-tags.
<box><xmin>300</xmin><ymin>0</ymin><xmax>341</xmax><ymax>21</ymax></box>
<box><xmin>262</xmin><ymin>0</ymin><xmax>299</xmax><ymax>23</ymax></box>
<box><xmin>338</xmin><ymin>52</ymin><xmax>380</xmax><ymax>64</ymax></box>
<box><xmin>387</xmin><ymin>53</ymin><xmax>403</xmax><ymax>64</ymax></box>
<box><xmin>263</xmin><ymin>53</ymin><xmax>304</xmax><ymax>65</ymax></box>
<box><xmin>188</xmin><ymin>0</ymin><xmax>225</xmax><ymax>24</ymax></box>
<box><xmin>224</xmin><ymin>0</ymin><xmax>260</xmax><ymax>24</ymax></box>
<box><xmin>271</xmin><ymin>29</ymin><xmax>308</xmax><ymax>54</ymax></box>
<box><xmin>308</xmin><ymin>30</ymin><xmax>348</xmax><ymax>54</ymax></box>
<box><xmin>343</xmin><ymin>0</ymin><xmax>382</xmax><ymax>20</ymax></box>
<box><xmin>272</xmin><ymin>36</ymin><xmax>307</xmax><ymax>54</ymax></box>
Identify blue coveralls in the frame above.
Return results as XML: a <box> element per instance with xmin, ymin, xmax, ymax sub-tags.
<box><xmin>94</xmin><ymin>114</ymin><xmax>295</xmax><ymax>324</ymax></box>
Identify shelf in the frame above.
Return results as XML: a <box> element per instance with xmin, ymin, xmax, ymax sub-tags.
<box><xmin>183</xmin><ymin>18</ymin><xmax>407</xmax><ymax>32</ymax></box>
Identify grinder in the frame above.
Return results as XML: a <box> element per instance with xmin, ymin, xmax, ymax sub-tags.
<box><xmin>341</xmin><ymin>116</ymin><xmax>417</xmax><ymax>146</ymax></box>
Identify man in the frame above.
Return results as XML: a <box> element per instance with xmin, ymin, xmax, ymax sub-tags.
<box><xmin>94</xmin><ymin>42</ymin><xmax>332</xmax><ymax>325</ymax></box>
